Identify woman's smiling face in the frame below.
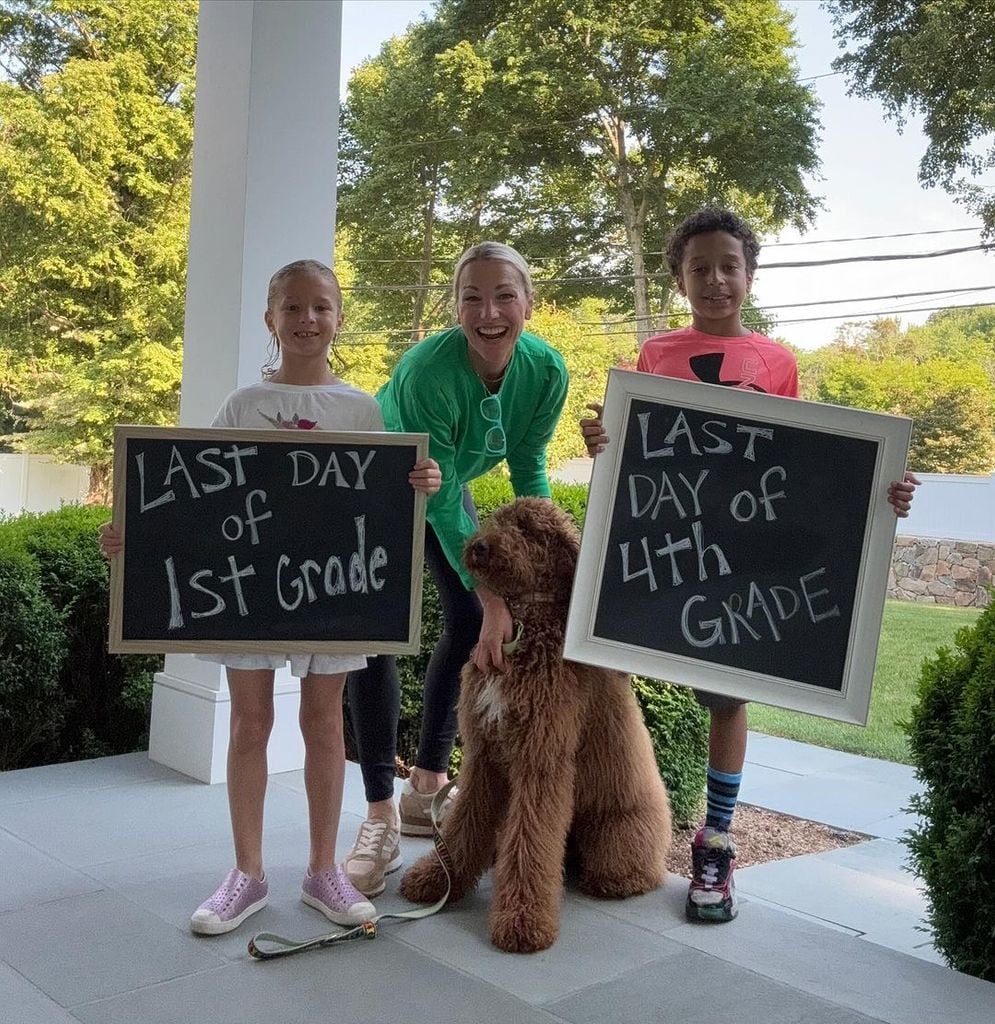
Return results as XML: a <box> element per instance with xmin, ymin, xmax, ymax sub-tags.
<box><xmin>456</xmin><ymin>259</ymin><xmax>534</xmax><ymax>376</ymax></box>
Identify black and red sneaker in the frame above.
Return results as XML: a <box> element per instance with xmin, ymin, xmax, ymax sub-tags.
<box><xmin>686</xmin><ymin>826</ymin><xmax>738</xmax><ymax>922</ymax></box>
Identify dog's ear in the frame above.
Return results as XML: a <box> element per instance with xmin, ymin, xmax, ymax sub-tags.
<box><xmin>549</xmin><ymin>524</ymin><xmax>580</xmax><ymax>584</ymax></box>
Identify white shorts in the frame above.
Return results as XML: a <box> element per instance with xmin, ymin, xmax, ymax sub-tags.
<box><xmin>196</xmin><ymin>652</ymin><xmax>367</xmax><ymax>678</ymax></box>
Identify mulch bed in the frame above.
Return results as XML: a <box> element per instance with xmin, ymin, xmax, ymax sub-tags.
<box><xmin>667</xmin><ymin>803</ymin><xmax>868</xmax><ymax>879</ymax></box>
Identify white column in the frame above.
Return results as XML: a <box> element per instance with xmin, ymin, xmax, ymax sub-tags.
<box><xmin>149</xmin><ymin>0</ymin><xmax>343</xmax><ymax>783</ymax></box>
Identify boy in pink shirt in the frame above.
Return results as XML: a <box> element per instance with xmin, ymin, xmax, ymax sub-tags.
<box><xmin>581</xmin><ymin>208</ymin><xmax>917</xmax><ymax>922</ymax></box>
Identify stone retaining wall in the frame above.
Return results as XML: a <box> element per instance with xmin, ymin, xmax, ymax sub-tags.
<box><xmin>890</xmin><ymin>535</ymin><xmax>994</xmax><ymax>607</ymax></box>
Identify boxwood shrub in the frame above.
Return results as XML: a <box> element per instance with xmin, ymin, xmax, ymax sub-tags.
<box><xmin>0</xmin><ymin>537</ymin><xmax>67</xmax><ymax>769</ymax></box>
<box><xmin>904</xmin><ymin>598</ymin><xmax>995</xmax><ymax>981</ymax></box>
<box><xmin>0</xmin><ymin>506</ymin><xmax>161</xmax><ymax>768</ymax></box>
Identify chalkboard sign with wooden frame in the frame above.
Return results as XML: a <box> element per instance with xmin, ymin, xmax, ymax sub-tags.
<box><xmin>564</xmin><ymin>369</ymin><xmax>912</xmax><ymax>725</ymax></box>
<box><xmin>108</xmin><ymin>425</ymin><xmax>428</xmax><ymax>656</ymax></box>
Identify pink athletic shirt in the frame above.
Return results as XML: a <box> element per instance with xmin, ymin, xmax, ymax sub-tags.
<box><xmin>636</xmin><ymin>325</ymin><xmax>799</xmax><ymax>398</ymax></box>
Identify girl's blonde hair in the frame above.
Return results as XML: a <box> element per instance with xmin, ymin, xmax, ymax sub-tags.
<box><xmin>263</xmin><ymin>259</ymin><xmax>345</xmax><ymax>376</ymax></box>
<box><xmin>452</xmin><ymin>241</ymin><xmax>534</xmax><ymax>303</ymax></box>
<box><xmin>266</xmin><ymin>259</ymin><xmax>343</xmax><ymax>309</ymax></box>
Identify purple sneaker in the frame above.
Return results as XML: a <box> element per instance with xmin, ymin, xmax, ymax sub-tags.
<box><xmin>190</xmin><ymin>868</ymin><xmax>269</xmax><ymax>935</ymax></box>
<box><xmin>301</xmin><ymin>864</ymin><xmax>376</xmax><ymax>925</ymax></box>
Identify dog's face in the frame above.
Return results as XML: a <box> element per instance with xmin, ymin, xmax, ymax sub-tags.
<box><xmin>463</xmin><ymin>497</ymin><xmax>581</xmax><ymax>601</ymax></box>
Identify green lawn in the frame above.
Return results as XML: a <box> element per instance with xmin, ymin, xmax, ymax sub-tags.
<box><xmin>747</xmin><ymin>599</ymin><xmax>982</xmax><ymax>763</ymax></box>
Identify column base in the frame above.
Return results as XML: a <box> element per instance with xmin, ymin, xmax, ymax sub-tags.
<box><xmin>148</xmin><ymin>668</ymin><xmax>305</xmax><ymax>784</ymax></box>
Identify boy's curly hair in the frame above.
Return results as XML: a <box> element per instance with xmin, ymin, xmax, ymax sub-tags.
<box><xmin>665</xmin><ymin>208</ymin><xmax>761</xmax><ymax>277</ymax></box>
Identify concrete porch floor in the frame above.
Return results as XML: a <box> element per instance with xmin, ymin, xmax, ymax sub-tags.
<box><xmin>1</xmin><ymin>733</ymin><xmax>993</xmax><ymax>1023</ymax></box>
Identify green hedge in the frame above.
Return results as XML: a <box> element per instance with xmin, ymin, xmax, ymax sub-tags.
<box><xmin>0</xmin><ymin>536</ymin><xmax>68</xmax><ymax>768</ymax></box>
<box><xmin>632</xmin><ymin>677</ymin><xmax>707</xmax><ymax>827</ymax></box>
<box><xmin>905</xmin><ymin>598</ymin><xmax>995</xmax><ymax>981</ymax></box>
<box><xmin>0</xmin><ymin>506</ymin><xmax>160</xmax><ymax>769</ymax></box>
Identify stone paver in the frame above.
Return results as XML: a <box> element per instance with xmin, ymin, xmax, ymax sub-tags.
<box><xmin>1</xmin><ymin>742</ymin><xmax>991</xmax><ymax>1023</ymax></box>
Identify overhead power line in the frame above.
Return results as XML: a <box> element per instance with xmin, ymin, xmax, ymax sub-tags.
<box><xmin>761</xmin><ymin>226</ymin><xmax>983</xmax><ymax>248</ymax></box>
<box><xmin>342</xmin><ymin>225</ymin><xmax>985</xmax><ymax>264</ymax></box>
<box><xmin>761</xmin><ymin>244</ymin><xmax>990</xmax><ymax>269</ymax></box>
<box><xmin>744</xmin><ymin>300</ymin><xmax>995</xmax><ymax>328</ymax></box>
<box><xmin>798</xmin><ymin>71</ymin><xmax>844</xmax><ymax>83</ymax></box>
<box><xmin>339</xmin><ymin>243</ymin><xmax>993</xmax><ymax>293</ymax></box>
<box><xmin>573</xmin><ymin>285</ymin><xmax>995</xmax><ymax>327</ymax></box>
<box><xmin>333</xmin><ymin>299</ymin><xmax>995</xmax><ymax>346</ymax></box>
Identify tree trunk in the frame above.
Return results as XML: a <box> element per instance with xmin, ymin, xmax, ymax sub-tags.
<box><xmin>86</xmin><ymin>463</ymin><xmax>112</xmax><ymax>505</ymax></box>
<box><xmin>410</xmin><ymin>176</ymin><xmax>437</xmax><ymax>344</ymax></box>
<box><xmin>658</xmin><ymin>278</ymin><xmax>677</xmax><ymax>335</ymax></box>
<box><xmin>620</xmin><ymin>189</ymin><xmax>652</xmax><ymax>343</ymax></box>
<box><xmin>606</xmin><ymin>113</ymin><xmax>653</xmax><ymax>344</ymax></box>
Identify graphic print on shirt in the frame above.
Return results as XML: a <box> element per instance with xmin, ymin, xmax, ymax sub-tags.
<box><xmin>688</xmin><ymin>353</ymin><xmax>765</xmax><ymax>392</ymax></box>
<box><xmin>256</xmin><ymin>409</ymin><xmax>319</xmax><ymax>430</ymax></box>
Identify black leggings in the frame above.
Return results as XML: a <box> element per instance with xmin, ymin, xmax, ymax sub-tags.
<box><xmin>346</xmin><ymin>491</ymin><xmax>482</xmax><ymax>803</ymax></box>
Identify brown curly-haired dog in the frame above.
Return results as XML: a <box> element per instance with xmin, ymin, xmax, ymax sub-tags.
<box><xmin>399</xmin><ymin>497</ymin><xmax>672</xmax><ymax>953</ymax></box>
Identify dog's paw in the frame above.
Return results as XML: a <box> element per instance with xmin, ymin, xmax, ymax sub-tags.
<box><xmin>576</xmin><ymin>870</ymin><xmax>663</xmax><ymax>900</ymax></box>
<box><xmin>490</xmin><ymin>906</ymin><xmax>559</xmax><ymax>953</ymax></box>
<box><xmin>399</xmin><ymin>856</ymin><xmax>451</xmax><ymax>904</ymax></box>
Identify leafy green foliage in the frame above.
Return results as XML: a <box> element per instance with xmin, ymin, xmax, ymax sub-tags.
<box><xmin>905</xmin><ymin>599</ymin><xmax>995</xmax><ymax>980</ymax></box>
<box><xmin>0</xmin><ymin>1</ymin><xmax>196</xmax><ymax>482</ymax></box>
<box><xmin>0</xmin><ymin>504</ymin><xmax>160</xmax><ymax>768</ymax></box>
<box><xmin>529</xmin><ymin>302</ymin><xmax>636</xmax><ymax>469</ymax></box>
<box><xmin>828</xmin><ymin>0</ymin><xmax>995</xmax><ymax>231</ymax></box>
<box><xmin>806</xmin><ymin>354</ymin><xmax>995</xmax><ymax>473</ymax></box>
<box><xmin>798</xmin><ymin>313</ymin><xmax>995</xmax><ymax>473</ymax></box>
<box><xmin>906</xmin><ymin>307</ymin><xmax>995</xmax><ymax>376</ymax></box>
<box><xmin>0</xmin><ymin>535</ymin><xmax>67</xmax><ymax>769</ymax></box>
<box><xmin>339</xmin><ymin>0</ymin><xmax>819</xmax><ymax>340</ymax></box>
<box><xmin>631</xmin><ymin>677</ymin><xmax>708</xmax><ymax>827</ymax></box>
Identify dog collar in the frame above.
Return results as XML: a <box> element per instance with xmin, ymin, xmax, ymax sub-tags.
<box><xmin>514</xmin><ymin>591</ymin><xmax>565</xmax><ymax>605</ymax></box>
<box><xmin>501</xmin><ymin>620</ymin><xmax>525</xmax><ymax>656</ymax></box>
<box><xmin>501</xmin><ymin>593</ymin><xmax>568</xmax><ymax>655</ymax></box>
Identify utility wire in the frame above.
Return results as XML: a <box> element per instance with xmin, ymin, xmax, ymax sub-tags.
<box><xmin>341</xmin><ymin>225</ymin><xmax>985</xmax><ymax>264</ymax></box>
<box><xmin>761</xmin><ymin>244</ymin><xmax>990</xmax><ymax>269</ymax></box>
<box><xmin>761</xmin><ymin>226</ymin><xmax>983</xmax><ymax>248</ymax></box>
<box><xmin>745</xmin><ymin>300</ymin><xmax>995</xmax><ymax>328</ymax></box>
<box><xmin>339</xmin><ymin>243</ymin><xmax>993</xmax><ymax>292</ymax></box>
<box><xmin>573</xmin><ymin>285</ymin><xmax>995</xmax><ymax>326</ymax></box>
<box><xmin>333</xmin><ymin>299</ymin><xmax>995</xmax><ymax>346</ymax></box>
<box><xmin>798</xmin><ymin>71</ymin><xmax>845</xmax><ymax>83</ymax></box>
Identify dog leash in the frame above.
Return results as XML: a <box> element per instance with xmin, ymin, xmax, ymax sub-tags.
<box><xmin>247</xmin><ymin>780</ymin><xmax>456</xmax><ymax>961</ymax></box>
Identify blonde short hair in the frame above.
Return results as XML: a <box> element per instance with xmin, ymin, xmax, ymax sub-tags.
<box><xmin>452</xmin><ymin>241</ymin><xmax>534</xmax><ymax>303</ymax></box>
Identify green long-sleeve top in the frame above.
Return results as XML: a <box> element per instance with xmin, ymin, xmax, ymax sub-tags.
<box><xmin>377</xmin><ymin>326</ymin><xmax>569</xmax><ymax>589</ymax></box>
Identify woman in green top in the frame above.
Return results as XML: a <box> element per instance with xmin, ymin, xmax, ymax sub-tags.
<box><xmin>344</xmin><ymin>242</ymin><xmax>569</xmax><ymax>896</ymax></box>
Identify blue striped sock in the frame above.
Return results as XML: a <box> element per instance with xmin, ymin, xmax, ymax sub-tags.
<box><xmin>705</xmin><ymin>766</ymin><xmax>742</xmax><ymax>831</ymax></box>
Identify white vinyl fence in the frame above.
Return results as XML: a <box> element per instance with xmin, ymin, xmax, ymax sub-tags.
<box><xmin>553</xmin><ymin>460</ymin><xmax>995</xmax><ymax>544</ymax></box>
<box><xmin>0</xmin><ymin>454</ymin><xmax>90</xmax><ymax>516</ymax></box>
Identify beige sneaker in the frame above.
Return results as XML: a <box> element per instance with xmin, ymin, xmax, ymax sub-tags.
<box><xmin>344</xmin><ymin>818</ymin><xmax>402</xmax><ymax>897</ymax></box>
<box><xmin>398</xmin><ymin>779</ymin><xmax>458</xmax><ymax>837</ymax></box>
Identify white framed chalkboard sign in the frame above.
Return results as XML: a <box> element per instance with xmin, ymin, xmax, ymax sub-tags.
<box><xmin>108</xmin><ymin>425</ymin><xmax>428</xmax><ymax>656</ymax></box>
<box><xmin>564</xmin><ymin>369</ymin><xmax>912</xmax><ymax>725</ymax></box>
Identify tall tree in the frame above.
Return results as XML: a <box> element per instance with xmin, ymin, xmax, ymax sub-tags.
<box><xmin>338</xmin><ymin>15</ymin><xmax>596</xmax><ymax>346</ymax></box>
<box><xmin>339</xmin><ymin>0</ymin><xmax>817</xmax><ymax>342</ymax></box>
<box><xmin>827</xmin><ymin>0</ymin><xmax>995</xmax><ymax>233</ymax></box>
<box><xmin>906</xmin><ymin>307</ymin><xmax>995</xmax><ymax>374</ymax></box>
<box><xmin>435</xmin><ymin>0</ymin><xmax>821</xmax><ymax>340</ymax></box>
<box><xmin>0</xmin><ymin>0</ymin><xmax>196</xmax><ymax>494</ymax></box>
